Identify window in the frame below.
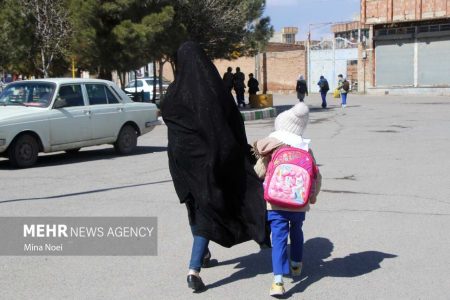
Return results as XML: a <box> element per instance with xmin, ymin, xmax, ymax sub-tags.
<box><xmin>125</xmin><ymin>80</ymin><xmax>143</xmax><ymax>88</ymax></box>
<box><xmin>0</xmin><ymin>82</ymin><xmax>55</xmax><ymax>107</ymax></box>
<box><xmin>86</xmin><ymin>84</ymin><xmax>119</xmax><ymax>105</ymax></box>
<box><xmin>110</xmin><ymin>86</ymin><xmax>124</xmax><ymax>101</ymax></box>
<box><xmin>105</xmin><ymin>87</ymin><xmax>119</xmax><ymax>104</ymax></box>
<box><xmin>57</xmin><ymin>84</ymin><xmax>84</xmax><ymax>107</ymax></box>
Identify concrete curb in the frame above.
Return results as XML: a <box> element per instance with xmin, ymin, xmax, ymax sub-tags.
<box><xmin>157</xmin><ymin>108</ymin><xmax>277</xmax><ymax>125</ymax></box>
<box><xmin>240</xmin><ymin>107</ymin><xmax>277</xmax><ymax>121</ymax></box>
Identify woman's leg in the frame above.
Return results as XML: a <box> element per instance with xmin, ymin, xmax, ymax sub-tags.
<box><xmin>299</xmin><ymin>93</ymin><xmax>305</xmax><ymax>102</ymax></box>
<box><xmin>189</xmin><ymin>226</ymin><xmax>210</xmax><ymax>273</ymax></box>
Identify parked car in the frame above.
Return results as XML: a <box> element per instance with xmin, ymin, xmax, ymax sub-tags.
<box><xmin>0</xmin><ymin>78</ymin><xmax>159</xmax><ymax>168</ymax></box>
<box><xmin>124</xmin><ymin>77</ymin><xmax>171</xmax><ymax>101</ymax></box>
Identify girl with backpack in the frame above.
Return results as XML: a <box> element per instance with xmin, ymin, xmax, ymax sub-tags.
<box><xmin>337</xmin><ymin>74</ymin><xmax>349</xmax><ymax>108</ymax></box>
<box><xmin>252</xmin><ymin>102</ymin><xmax>322</xmax><ymax>296</ymax></box>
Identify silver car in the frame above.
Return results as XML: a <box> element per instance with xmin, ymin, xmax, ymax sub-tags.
<box><xmin>0</xmin><ymin>78</ymin><xmax>159</xmax><ymax>168</ymax></box>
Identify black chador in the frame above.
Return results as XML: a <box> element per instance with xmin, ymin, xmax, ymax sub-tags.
<box><xmin>161</xmin><ymin>41</ymin><xmax>267</xmax><ymax>247</ymax></box>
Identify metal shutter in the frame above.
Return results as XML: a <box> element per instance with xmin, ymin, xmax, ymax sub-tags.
<box><xmin>418</xmin><ymin>36</ymin><xmax>450</xmax><ymax>86</ymax></box>
<box><xmin>376</xmin><ymin>39</ymin><xmax>414</xmax><ymax>87</ymax></box>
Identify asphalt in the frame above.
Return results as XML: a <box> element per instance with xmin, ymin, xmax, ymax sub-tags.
<box><xmin>0</xmin><ymin>93</ymin><xmax>449</xmax><ymax>299</ymax></box>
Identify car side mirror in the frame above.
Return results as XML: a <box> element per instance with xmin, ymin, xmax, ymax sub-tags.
<box><xmin>53</xmin><ymin>97</ymin><xmax>68</xmax><ymax>109</ymax></box>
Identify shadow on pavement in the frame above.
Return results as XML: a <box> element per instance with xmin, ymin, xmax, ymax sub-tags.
<box><xmin>286</xmin><ymin>237</ymin><xmax>397</xmax><ymax>298</ymax></box>
<box><xmin>0</xmin><ymin>179</ymin><xmax>173</xmax><ymax>204</ymax></box>
<box><xmin>0</xmin><ymin>146</ymin><xmax>167</xmax><ymax>170</ymax></box>
<box><xmin>208</xmin><ymin>237</ymin><xmax>397</xmax><ymax>297</ymax></box>
<box><xmin>207</xmin><ymin>248</ymin><xmax>273</xmax><ymax>289</ymax></box>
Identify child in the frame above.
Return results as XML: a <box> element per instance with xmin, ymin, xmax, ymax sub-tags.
<box><xmin>253</xmin><ymin>102</ymin><xmax>322</xmax><ymax>296</ymax></box>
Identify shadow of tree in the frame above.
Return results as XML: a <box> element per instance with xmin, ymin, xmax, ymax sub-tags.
<box><xmin>208</xmin><ymin>237</ymin><xmax>396</xmax><ymax>298</ymax></box>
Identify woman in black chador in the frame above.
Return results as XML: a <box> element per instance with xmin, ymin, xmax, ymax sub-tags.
<box><xmin>161</xmin><ymin>41</ymin><xmax>267</xmax><ymax>292</ymax></box>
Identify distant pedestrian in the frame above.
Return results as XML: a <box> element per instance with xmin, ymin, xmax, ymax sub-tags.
<box><xmin>337</xmin><ymin>74</ymin><xmax>349</xmax><ymax>108</ymax></box>
<box><xmin>253</xmin><ymin>102</ymin><xmax>322</xmax><ymax>297</ymax></box>
<box><xmin>295</xmin><ymin>75</ymin><xmax>308</xmax><ymax>102</ymax></box>
<box><xmin>233</xmin><ymin>67</ymin><xmax>246</xmax><ymax>107</ymax></box>
<box><xmin>248</xmin><ymin>73</ymin><xmax>259</xmax><ymax>96</ymax></box>
<box><xmin>317</xmin><ymin>76</ymin><xmax>330</xmax><ymax>108</ymax></box>
<box><xmin>161</xmin><ymin>41</ymin><xmax>267</xmax><ymax>292</ymax></box>
<box><xmin>222</xmin><ymin>67</ymin><xmax>234</xmax><ymax>92</ymax></box>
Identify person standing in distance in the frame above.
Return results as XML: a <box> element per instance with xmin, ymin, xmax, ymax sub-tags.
<box><xmin>223</xmin><ymin>67</ymin><xmax>234</xmax><ymax>93</ymax></box>
<box><xmin>296</xmin><ymin>75</ymin><xmax>308</xmax><ymax>102</ymax></box>
<box><xmin>317</xmin><ymin>76</ymin><xmax>330</xmax><ymax>109</ymax></box>
<box><xmin>247</xmin><ymin>73</ymin><xmax>259</xmax><ymax>98</ymax></box>
<box><xmin>233</xmin><ymin>67</ymin><xmax>246</xmax><ymax>107</ymax></box>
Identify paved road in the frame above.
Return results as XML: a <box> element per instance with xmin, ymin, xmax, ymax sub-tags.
<box><xmin>0</xmin><ymin>93</ymin><xmax>449</xmax><ymax>299</ymax></box>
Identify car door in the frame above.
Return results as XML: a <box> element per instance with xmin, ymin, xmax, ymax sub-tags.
<box><xmin>85</xmin><ymin>83</ymin><xmax>124</xmax><ymax>140</ymax></box>
<box><xmin>48</xmin><ymin>84</ymin><xmax>92</xmax><ymax>146</ymax></box>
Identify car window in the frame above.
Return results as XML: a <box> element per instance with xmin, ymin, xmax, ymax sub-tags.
<box><xmin>145</xmin><ymin>78</ymin><xmax>171</xmax><ymax>86</ymax></box>
<box><xmin>112</xmin><ymin>86</ymin><xmax>132</xmax><ymax>101</ymax></box>
<box><xmin>125</xmin><ymin>80</ymin><xmax>143</xmax><ymax>88</ymax></box>
<box><xmin>0</xmin><ymin>82</ymin><xmax>55</xmax><ymax>107</ymax></box>
<box><xmin>86</xmin><ymin>84</ymin><xmax>120</xmax><ymax>105</ymax></box>
<box><xmin>56</xmin><ymin>84</ymin><xmax>84</xmax><ymax>107</ymax></box>
<box><xmin>145</xmin><ymin>80</ymin><xmax>155</xmax><ymax>87</ymax></box>
<box><xmin>105</xmin><ymin>87</ymin><xmax>119</xmax><ymax>104</ymax></box>
<box><xmin>86</xmin><ymin>84</ymin><xmax>108</xmax><ymax>105</ymax></box>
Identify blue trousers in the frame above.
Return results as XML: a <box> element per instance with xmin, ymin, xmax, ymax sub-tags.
<box><xmin>341</xmin><ymin>92</ymin><xmax>347</xmax><ymax>105</ymax></box>
<box><xmin>320</xmin><ymin>92</ymin><xmax>327</xmax><ymax>108</ymax></box>
<box><xmin>189</xmin><ymin>225</ymin><xmax>210</xmax><ymax>272</ymax></box>
<box><xmin>268</xmin><ymin>210</ymin><xmax>305</xmax><ymax>275</ymax></box>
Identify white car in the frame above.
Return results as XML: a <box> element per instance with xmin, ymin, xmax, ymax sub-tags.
<box><xmin>124</xmin><ymin>77</ymin><xmax>171</xmax><ymax>101</ymax></box>
<box><xmin>0</xmin><ymin>78</ymin><xmax>159</xmax><ymax>168</ymax></box>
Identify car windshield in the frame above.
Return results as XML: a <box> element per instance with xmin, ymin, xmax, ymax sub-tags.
<box><xmin>0</xmin><ymin>82</ymin><xmax>55</xmax><ymax>108</ymax></box>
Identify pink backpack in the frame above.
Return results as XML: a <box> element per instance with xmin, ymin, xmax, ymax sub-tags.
<box><xmin>263</xmin><ymin>146</ymin><xmax>318</xmax><ymax>208</ymax></box>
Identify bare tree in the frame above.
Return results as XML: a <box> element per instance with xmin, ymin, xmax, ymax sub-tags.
<box><xmin>22</xmin><ymin>0</ymin><xmax>71</xmax><ymax>78</ymax></box>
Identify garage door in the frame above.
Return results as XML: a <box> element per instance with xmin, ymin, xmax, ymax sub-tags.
<box><xmin>375</xmin><ymin>39</ymin><xmax>414</xmax><ymax>87</ymax></box>
<box><xmin>418</xmin><ymin>36</ymin><xmax>450</xmax><ymax>86</ymax></box>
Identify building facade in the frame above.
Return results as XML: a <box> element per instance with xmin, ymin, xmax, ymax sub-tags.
<box><xmin>214</xmin><ymin>42</ymin><xmax>307</xmax><ymax>94</ymax></box>
<box><xmin>361</xmin><ymin>0</ymin><xmax>450</xmax><ymax>95</ymax></box>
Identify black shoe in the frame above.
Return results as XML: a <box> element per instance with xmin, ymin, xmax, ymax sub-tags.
<box><xmin>202</xmin><ymin>250</ymin><xmax>211</xmax><ymax>268</ymax></box>
<box><xmin>187</xmin><ymin>275</ymin><xmax>206</xmax><ymax>292</ymax></box>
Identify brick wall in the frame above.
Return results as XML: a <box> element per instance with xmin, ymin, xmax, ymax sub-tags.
<box><xmin>160</xmin><ymin>45</ymin><xmax>307</xmax><ymax>94</ymax></box>
<box><xmin>362</xmin><ymin>0</ymin><xmax>450</xmax><ymax>24</ymax></box>
<box><xmin>214</xmin><ymin>49</ymin><xmax>307</xmax><ymax>94</ymax></box>
<box><xmin>265</xmin><ymin>50</ymin><xmax>306</xmax><ymax>93</ymax></box>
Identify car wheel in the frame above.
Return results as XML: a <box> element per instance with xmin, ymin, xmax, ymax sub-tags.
<box><xmin>8</xmin><ymin>134</ymin><xmax>39</xmax><ymax>168</ymax></box>
<box><xmin>114</xmin><ymin>125</ymin><xmax>137</xmax><ymax>155</ymax></box>
<box><xmin>65</xmin><ymin>148</ymin><xmax>81</xmax><ymax>154</ymax></box>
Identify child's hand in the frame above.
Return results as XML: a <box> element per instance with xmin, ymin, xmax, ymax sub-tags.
<box><xmin>309</xmin><ymin>196</ymin><xmax>317</xmax><ymax>204</ymax></box>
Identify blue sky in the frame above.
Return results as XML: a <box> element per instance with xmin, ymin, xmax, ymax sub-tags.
<box><xmin>265</xmin><ymin>0</ymin><xmax>361</xmax><ymax>39</ymax></box>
